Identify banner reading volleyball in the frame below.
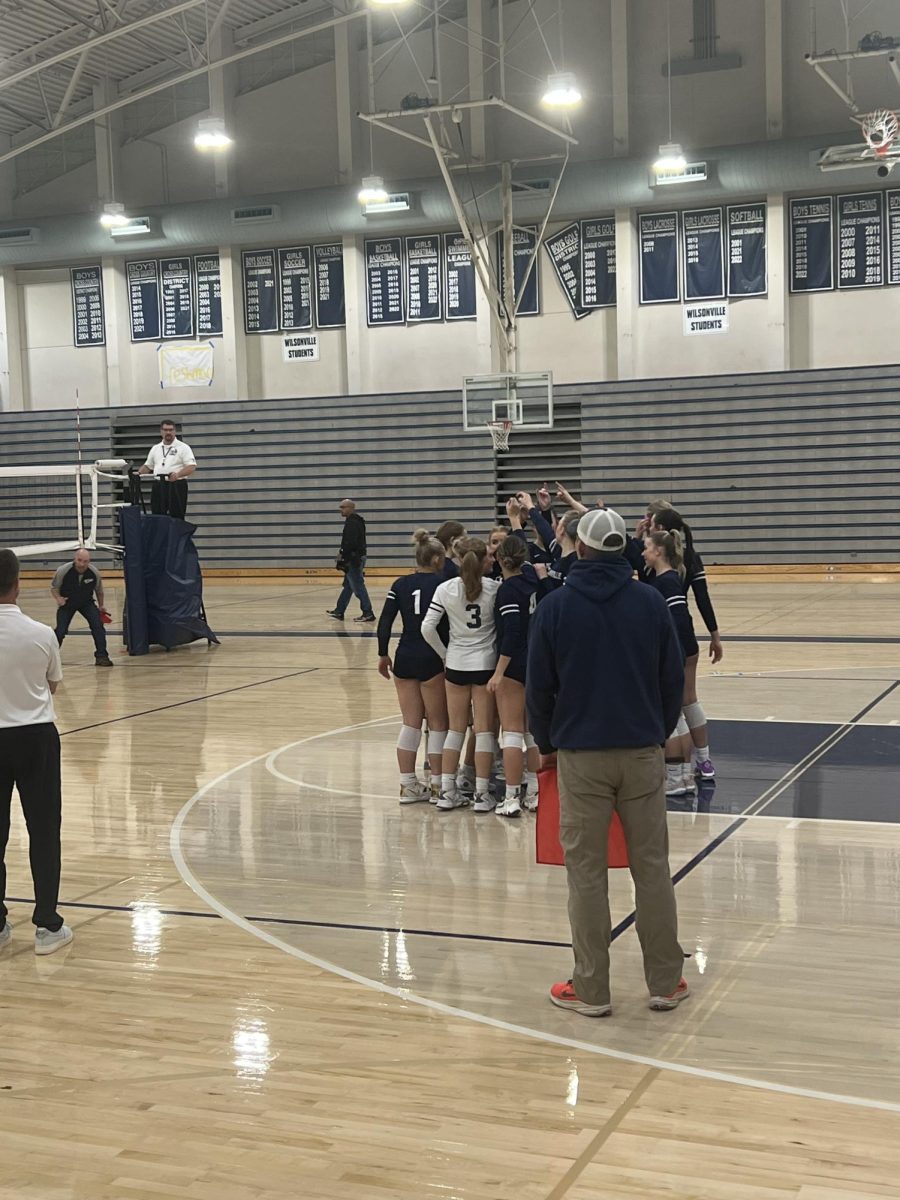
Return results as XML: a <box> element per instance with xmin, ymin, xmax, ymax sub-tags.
<box><xmin>158</xmin><ymin>342</ymin><xmax>214</xmax><ymax>389</ymax></box>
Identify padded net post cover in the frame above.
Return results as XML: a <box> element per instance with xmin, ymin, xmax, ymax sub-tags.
<box><xmin>120</xmin><ymin>505</ymin><xmax>219</xmax><ymax>655</ymax></box>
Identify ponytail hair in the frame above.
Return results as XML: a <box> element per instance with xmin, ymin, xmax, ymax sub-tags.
<box><xmin>646</xmin><ymin>529</ymin><xmax>685</xmax><ymax>580</ymax></box>
<box><xmin>497</xmin><ymin>535</ymin><xmax>527</xmax><ymax>571</ymax></box>
<box><xmin>456</xmin><ymin>535</ymin><xmax>488</xmax><ymax>602</ymax></box>
<box><xmin>652</xmin><ymin>507</ymin><xmax>697</xmax><ymax>575</ymax></box>
<box><xmin>647</xmin><ymin>498</ymin><xmax>675</xmax><ymax>519</ymax></box>
<box><xmin>411</xmin><ymin>528</ymin><xmax>446</xmax><ymax>571</ymax></box>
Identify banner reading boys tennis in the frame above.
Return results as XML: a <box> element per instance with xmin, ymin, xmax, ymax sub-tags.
<box><xmin>158</xmin><ymin>342</ymin><xmax>214</xmax><ymax>389</ymax></box>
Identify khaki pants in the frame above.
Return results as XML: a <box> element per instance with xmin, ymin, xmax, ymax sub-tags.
<box><xmin>558</xmin><ymin>746</ymin><xmax>683</xmax><ymax>1006</ymax></box>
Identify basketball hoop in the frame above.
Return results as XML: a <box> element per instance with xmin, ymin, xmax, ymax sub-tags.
<box><xmin>856</xmin><ymin>109</ymin><xmax>899</xmax><ymax>156</ymax></box>
<box><xmin>487</xmin><ymin>419</ymin><xmax>513</xmax><ymax>452</ymax></box>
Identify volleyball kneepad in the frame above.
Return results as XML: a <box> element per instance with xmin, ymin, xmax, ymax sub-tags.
<box><xmin>442</xmin><ymin>729</ymin><xmax>466</xmax><ymax>754</ymax></box>
<box><xmin>683</xmin><ymin>702</ymin><xmax>706</xmax><ymax>731</ymax></box>
<box><xmin>673</xmin><ymin>714</ymin><xmax>689</xmax><ymax>738</ymax></box>
<box><xmin>397</xmin><ymin>725</ymin><xmax>422</xmax><ymax>752</ymax></box>
<box><xmin>500</xmin><ymin>731</ymin><xmax>526</xmax><ymax>751</ymax></box>
<box><xmin>427</xmin><ymin>729</ymin><xmax>447</xmax><ymax>754</ymax></box>
<box><xmin>475</xmin><ymin>732</ymin><xmax>495</xmax><ymax>754</ymax></box>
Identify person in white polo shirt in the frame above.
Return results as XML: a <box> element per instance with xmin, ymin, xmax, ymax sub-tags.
<box><xmin>138</xmin><ymin>418</ymin><xmax>196</xmax><ymax>520</ymax></box>
<box><xmin>0</xmin><ymin>549</ymin><xmax>73</xmax><ymax>955</ymax></box>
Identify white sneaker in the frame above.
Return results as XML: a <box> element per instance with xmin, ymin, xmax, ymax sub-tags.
<box><xmin>436</xmin><ymin>790</ymin><xmax>468</xmax><ymax>811</ymax></box>
<box><xmin>456</xmin><ymin>773</ymin><xmax>475</xmax><ymax>796</ymax></box>
<box><xmin>665</xmin><ymin>765</ymin><xmax>688</xmax><ymax>797</ymax></box>
<box><xmin>472</xmin><ymin>791</ymin><xmax>496</xmax><ymax>813</ymax></box>
<box><xmin>0</xmin><ymin>922</ymin><xmax>10</xmax><ymax>948</ymax></box>
<box><xmin>496</xmin><ymin>795</ymin><xmax>522</xmax><ymax>818</ymax></box>
<box><xmin>429</xmin><ymin>784</ymin><xmax>440</xmax><ymax>805</ymax></box>
<box><xmin>521</xmin><ymin>787</ymin><xmax>539</xmax><ymax>812</ymax></box>
<box><xmin>399</xmin><ymin>781</ymin><xmax>431</xmax><ymax>804</ymax></box>
<box><xmin>680</xmin><ymin>764</ymin><xmax>697</xmax><ymax>794</ymax></box>
<box><xmin>35</xmin><ymin>924</ymin><xmax>73</xmax><ymax>956</ymax></box>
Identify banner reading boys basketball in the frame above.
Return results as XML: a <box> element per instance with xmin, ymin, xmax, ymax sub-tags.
<box><xmin>444</xmin><ymin>233</ymin><xmax>476</xmax><ymax>320</ymax></box>
<box><xmin>789</xmin><ymin>197</ymin><xmax>834</xmax><ymax>293</ymax></box>
<box><xmin>544</xmin><ymin>223</ymin><xmax>589</xmax><ymax>318</ymax></box>
<box><xmin>242</xmin><ymin>249</ymin><xmax>278</xmax><ymax>332</ymax></box>
<box><xmin>638</xmin><ymin>212</ymin><xmax>679</xmax><ymax>304</ymax></box>
<box><xmin>497</xmin><ymin>226</ymin><xmax>540</xmax><ymax>316</ymax></box>
<box><xmin>278</xmin><ymin>246</ymin><xmax>313</xmax><ymax>330</ymax></box>
<box><xmin>194</xmin><ymin>254</ymin><xmax>223</xmax><ymax>337</ymax></box>
<box><xmin>314</xmin><ymin>243</ymin><xmax>345</xmax><ymax>328</ymax></box>
<box><xmin>365</xmin><ymin>238</ymin><xmax>405</xmax><ymax>326</ymax></box>
<box><xmin>727</xmin><ymin>203</ymin><xmax>767</xmax><ymax>296</ymax></box>
<box><xmin>160</xmin><ymin>257</ymin><xmax>194</xmax><ymax>339</ymax></box>
<box><xmin>405</xmin><ymin>234</ymin><xmax>442</xmax><ymax>322</ymax></box>
<box><xmin>836</xmin><ymin>192</ymin><xmax>884</xmax><ymax>289</ymax></box>
<box><xmin>580</xmin><ymin>217</ymin><xmax>616</xmax><ymax>308</ymax></box>
<box><xmin>682</xmin><ymin>208</ymin><xmax>725</xmax><ymax>301</ymax></box>
<box><xmin>70</xmin><ymin>265</ymin><xmax>105</xmax><ymax>347</ymax></box>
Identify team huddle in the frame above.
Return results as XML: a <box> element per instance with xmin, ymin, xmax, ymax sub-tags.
<box><xmin>376</xmin><ymin>484</ymin><xmax>722</xmax><ymax>814</ymax></box>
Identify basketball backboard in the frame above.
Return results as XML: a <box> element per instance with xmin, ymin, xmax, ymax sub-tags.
<box><xmin>462</xmin><ymin>371</ymin><xmax>554</xmax><ymax>433</ymax></box>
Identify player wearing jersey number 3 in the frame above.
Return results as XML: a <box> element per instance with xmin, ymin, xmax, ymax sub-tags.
<box><xmin>421</xmin><ymin>537</ymin><xmax>500</xmax><ymax>813</ymax></box>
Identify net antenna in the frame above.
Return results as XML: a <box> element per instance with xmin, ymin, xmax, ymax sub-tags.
<box><xmin>487</xmin><ymin>418</ymin><xmax>513</xmax><ymax>452</ymax></box>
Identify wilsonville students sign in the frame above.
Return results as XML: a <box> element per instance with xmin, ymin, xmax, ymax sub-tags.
<box><xmin>683</xmin><ymin>300</ymin><xmax>729</xmax><ymax>335</ymax></box>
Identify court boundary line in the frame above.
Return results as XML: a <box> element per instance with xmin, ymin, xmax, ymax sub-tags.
<box><xmin>169</xmin><ymin>707</ymin><xmax>900</xmax><ymax>1116</ymax></box>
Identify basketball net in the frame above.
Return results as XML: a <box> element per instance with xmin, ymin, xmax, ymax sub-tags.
<box><xmin>487</xmin><ymin>419</ymin><xmax>513</xmax><ymax>452</ymax></box>
<box><xmin>855</xmin><ymin>109</ymin><xmax>900</xmax><ymax>156</ymax></box>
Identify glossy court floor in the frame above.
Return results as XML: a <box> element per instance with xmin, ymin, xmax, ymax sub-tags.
<box><xmin>4</xmin><ymin>574</ymin><xmax>900</xmax><ymax>1200</ymax></box>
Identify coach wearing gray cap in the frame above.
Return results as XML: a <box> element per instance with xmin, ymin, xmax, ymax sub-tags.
<box><xmin>526</xmin><ymin>507</ymin><xmax>687</xmax><ymax>1017</ymax></box>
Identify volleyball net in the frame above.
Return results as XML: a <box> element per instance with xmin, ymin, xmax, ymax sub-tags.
<box><xmin>0</xmin><ymin>460</ymin><xmax>136</xmax><ymax>559</ymax></box>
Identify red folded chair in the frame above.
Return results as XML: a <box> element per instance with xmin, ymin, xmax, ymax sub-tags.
<box><xmin>536</xmin><ymin>765</ymin><xmax>629</xmax><ymax>868</ymax></box>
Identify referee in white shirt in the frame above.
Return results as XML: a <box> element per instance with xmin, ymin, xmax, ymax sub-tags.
<box><xmin>138</xmin><ymin>418</ymin><xmax>197</xmax><ymax>520</ymax></box>
<box><xmin>0</xmin><ymin>550</ymin><xmax>73</xmax><ymax>955</ymax></box>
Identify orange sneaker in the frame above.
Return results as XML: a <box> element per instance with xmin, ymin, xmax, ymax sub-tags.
<box><xmin>549</xmin><ymin>980</ymin><xmax>612</xmax><ymax>1017</ymax></box>
<box><xmin>649</xmin><ymin>978</ymin><xmax>690</xmax><ymax>1011</ymax></box>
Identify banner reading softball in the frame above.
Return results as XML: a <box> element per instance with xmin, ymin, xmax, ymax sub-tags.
<box><xmin>158</xmin><ymin>342</ymin><xmax>214</xmax><ymax>389</ymax></box>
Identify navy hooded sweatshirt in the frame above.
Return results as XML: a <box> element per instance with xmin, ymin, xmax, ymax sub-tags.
<box><xmin>526</xmin><ymin>556</ymin><xmax>685</xmax><ymax>754</ymax></box>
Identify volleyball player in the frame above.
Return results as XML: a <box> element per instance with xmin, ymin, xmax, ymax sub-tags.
<box><xmin>488</xmin><ymin>537</ymin><xmax>541</xmax><ymax>816</ymax></box>
<box><xmin>642</xmin><ymin>530</ymin><xmax>698</xmax><ymax>797</ymax></box>
<box><xmin>435</xmin><ymin>520</ymin><xmax>466</xmax><ymax>580</ymax></box>
<box><xmin>421</xmin><ymin>537</ymin><xmax>500</xmax><ymax>812</ymax></box>
<box><xmin>543</xmin><ymin>510</ymin><xmax>581</xmax><ymax>590</ymax></box>
<box><xmin>377</xmin><ymin>531</ymin><xmax>449</xmax><ymax>804</ymax></box>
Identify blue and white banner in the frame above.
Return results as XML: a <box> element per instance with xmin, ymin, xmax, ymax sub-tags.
<box><xmin>888</xmin><ymin>191</ymin><xmax>900</xmax><ymax>286</ymax></box>
<box><xmin>638</xmin><ymin>212</ymin><xmax>679</xmax><ymax>304</ymax></box>
<box><xmin>70</xmin><ymin>265</ymin><xmax>105</xmax><ymax>347</ymax></box>
<box><xmin>444</xmin><ymin>232</ymin><xmax>476</xmax><ymax>320</ymax></box>
<box><xmin>544</xmin><ymin>223</ymin><xmax>589</xmax><ymax>319</ymax></box>
<box><xmin>278</xmin><ymin>246</ymin><xmax>313</xmax><ymax>330</ymax></box>
<box><xmin>497</xmin><ymin>226</ymin><xmax>540</xmax><ymax>316</ymax></box>
<box><xmin>365</xmin><ymin>238</ymin><xmax>405</xmax><ymax>326</ymax></box>
<box><xmin>789</xmin><ymin>197</ymin><xmax>834</xmax><ymax>293</ymax></box>
<box><xmin>242</xmin><ymin>249</ymin><xmax>278</xmax><ymax>333</ymax></box>
<box><xmin>160</xmin><ymin>257</ymin><xmax>194</xmax><ymax>339</ymax></box>
<box><xmin>580</xmin><ymin>217</ymin><xmax>616</xmax><ymax>309</ymax></box>
<box><xmin>314</xmin><ymin>243</ymin><xmax>345</xmax><ymax>328</ymax></box>
<box><xmin>727</xmin><ymin>203</ymin><xmax>767</xmax><ymax>297</ymax></box>
<box><xmin>837</xmin><ymin>192</ymin><xmax>884</xmax><ymax>289</ymax></box>
<box><xmin>126</xmin><ymin>260</ymin><xmax>161</xmax><ymax>342</ymax></box>
<box><xmin>194</xmin><ymin>254</ymin><xmax>222</xmax><ymax>337</ymax></box>
<box><xmin>682</xmin><ymin>207</ymin><xmax>725</xmax><ymax>301</ymax></box>
<box><xmin>405</xmin><ymin>234</ymin><xmax>442</xmax><ymax>322</ymax></box>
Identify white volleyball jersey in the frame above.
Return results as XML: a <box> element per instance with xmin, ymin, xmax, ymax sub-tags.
<box><xmin>421</xmin><ymin>576</ymin><xmax>500</xmax><ymax>671</ymax></box>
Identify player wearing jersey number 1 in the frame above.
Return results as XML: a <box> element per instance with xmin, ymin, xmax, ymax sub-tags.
<box><xmin>377</xmin><ymin>531</ymin><xmax>449</xmax><ymax>804</ymax></box>
<box><xmin>421</xmin><ymin>537</ymin><xmax>500</xmax><ymax>813</ymax></box>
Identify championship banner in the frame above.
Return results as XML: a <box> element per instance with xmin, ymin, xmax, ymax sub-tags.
<box><xmin>242</xmin><ymin>249</ymin><xmax>278</xmax><ymax>333</ymax></box>
<box><xmin>638</xmin><ymin>212</ymin><xmax>679</xmax><ymax>304</ymax></box>
<box><xmin>682</xmin><ymin>207</ymin><xmax>725</xmax><ymax>301</ymax></box>
<box><xmin>71</xmin><ymin>265</ymin><xmax>105</xmax><ymax>347</ymax></box>
<box><xmin>158</xmin><ymin>342</ymin><xmax>214</xmax><ymax>389</ymax></box>
<box><xmin>789</xmin><ymin>197</ymin><xmax>834</xmax><ymax>293</ymax></box>
<box><xmin>314</xmin><ymin>243</ymin><xmax>346</xmax><ymax>328</ymax></box>
<box><xmin>365</xmin><ymin>237</ymin><xmax>405</xmax><ymax>325</ymax></box>
<box><xmin>444</xmin><ymin>232</ymin><xmax>476</xmax><ymax>320</ymax></box>
<box><xmin>544</xmin><ymin>223</ymin><xmax>589</xmax><ymax>319</ymax></box>
<box><xmin>837</xmin><ymin>192</ymin><xmax>884</xmax><ymax>289</ymax></box>
<box><xmin>126</xmin><ymin>260</ymin><xmax>161</xmax><ymax>342</ymax></box>
<box><xmin>278</xmin><ymin>246</ymin><xmax>313</xmax><ymax>330</ymax></box>
<box><xmin>194</xmin><ymin>254</ymin><xmax>223</xmax><ymax>337</ymax></box>
<box><xmin>160</xmin><ymin>257</ymin><xmax>194</xmax><ymax>339</ymax></box>
<box><xmin>580</xmin><ymin>217</ymin><xmax>616</xmax><ymax>308</ymax></box>
<box><xmin>405</xmin><ymin>234</ymin><xmax>442</xmax><ymax>322</ymax></box>
<box><xmin>727</xmin><ymin>203</ymin><xmax>767</xmax><ymax>297</ymax></box>
<box><xmin>497</xmin><ymin>226</ymin><xmax>540</xmax><ymax>316</ymax></box>
<box><xmin>888</xmin><ymin>191</ymin><xmax>900</xmax><ymax>285</ymax></box>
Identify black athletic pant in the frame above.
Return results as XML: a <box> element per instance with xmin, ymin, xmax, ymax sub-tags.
<box><xmin>151</xmin><ymin>477</ymin><xmax>188</xmax><ymax>520</ymax></box>
<box><xmin>0</xmin><ymin>723</ymin><xmax>63</xmax><ymax>931</ymax></box>
<box><xmin>55</xmin><ymin>600</ymin><xmax>107</xmax><ymax>659</ymax></box>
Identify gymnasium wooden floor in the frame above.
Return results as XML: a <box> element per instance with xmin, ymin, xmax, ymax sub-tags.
<box><xmin>4</xmin><ymin>575</ymin><xmax>900</xmax><ymax>1200</ymax></box>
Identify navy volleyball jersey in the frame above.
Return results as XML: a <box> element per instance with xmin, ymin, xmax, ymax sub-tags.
<box><xmin>377</xmin><ymin>572</ymin><xmax>447</xmax><ymax>680</ymax></box>
<box><xmin>647</xmin><ymin>569</ymin><xmax>698</xmax><ymax>658</ymax></box>
<box><xmin>495</xmin><ymin>572</ymin><xmax>541</xmax><ymax>680</ymax></box>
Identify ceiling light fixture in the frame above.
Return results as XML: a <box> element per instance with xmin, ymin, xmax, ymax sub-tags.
<box><xmin>358</xmin><ymin>174</ymin><xmax>389</xmax><ymax>204</ymax></box>
<box><xmin>368</xmin><ymin>0</ymin><xmax>412</xmax><ymax>7</ymax></box>
<box><xmin>194</xmin><ymin>116</ymin><xmax>233</xmax><ymax>151</ymax></box>
<box><xmin>541</xmin><ymin>71</ymin><xmax>582</xmax><ymax>108</ymax></box>
<box><xmin>99</xmin><ymin>201</ymin><xmax>129</xmax><ymax>228</ymax></box>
